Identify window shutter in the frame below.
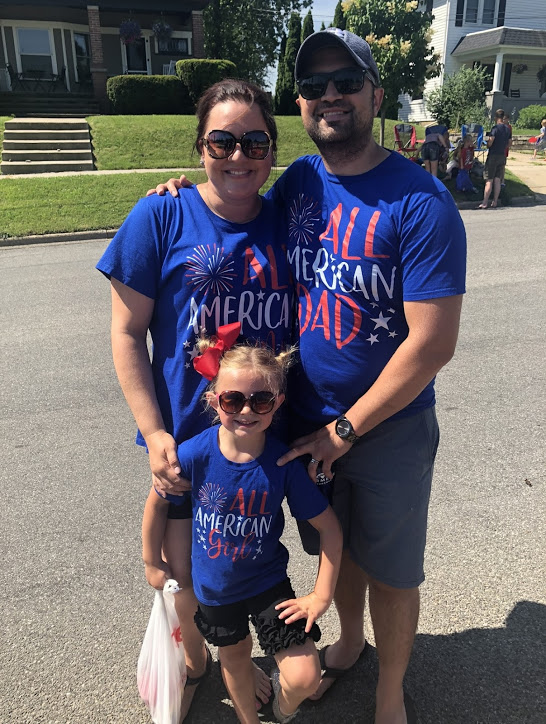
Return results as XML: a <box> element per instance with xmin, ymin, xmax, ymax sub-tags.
<box><xmin>455</xmin><ymin>0</ymin><xmax>464</xmax><ymax>27</ymax></box>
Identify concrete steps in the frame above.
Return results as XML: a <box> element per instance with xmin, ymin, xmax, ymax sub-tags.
<box><xmin>0</xmin><ymin>91</ymin><xmax>100</xmax><ymax>117</ymax></box>
<box><xmin>1</xmin><ymin>118</ymin><xmax>95</xmax><ymax>174</ymax></box>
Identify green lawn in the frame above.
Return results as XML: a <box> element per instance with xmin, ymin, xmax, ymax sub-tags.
<box><xmin>0</xmin><ymin>114</ymin><xmax>535</xmax><ymax>239</ymax></box>
<box><xmin>442</xmin><ymin>168</ymin><xmax>533</xmax><ymax>204</ymax></box>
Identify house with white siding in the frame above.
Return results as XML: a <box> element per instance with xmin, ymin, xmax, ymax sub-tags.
<box><xmin>399</xmin><ymin>0</ymin><xmax>546</xmax><ymax>122</ymax></box>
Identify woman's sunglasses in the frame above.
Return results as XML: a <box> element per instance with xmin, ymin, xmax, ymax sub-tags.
<box><xmin>217</xmin><ymin>390</ymin><xmax>277</xmax><ymax>415</ymax></box>
<box><xmin>296</xmin><ymin>67</ymin><xmax>368</xmax><ymax>101</ymax></box>
<box><xmin>201</xmin><ymin>130</ymin><xmax>272</xmax><ymax>160</ymax></box>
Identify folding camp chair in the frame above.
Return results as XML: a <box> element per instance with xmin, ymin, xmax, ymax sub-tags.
<box><xmin>462</xmin><ymin>123</ymin><xmax>486</xmax><ymax>162</ymax></box>
<box><xmin>393</xmin><ymin>123</ymin><xmax>420</xmax><ymax>161</ymax></box>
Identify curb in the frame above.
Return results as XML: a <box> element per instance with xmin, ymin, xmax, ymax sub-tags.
<box><xmin>0</xmin><ymin>228</ymin><xmax>118</xmax><ymax>248</ymax></box>
<box><xmin>1</xmin><ymin>195</ymin><xmax>543</xmax><ymax>247</ymax></box>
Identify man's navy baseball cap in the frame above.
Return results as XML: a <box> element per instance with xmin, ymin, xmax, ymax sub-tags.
<box><xmin>294</xmin><ymin>27</ymin><xmax>381</xmax><ymax>87</ymax></box>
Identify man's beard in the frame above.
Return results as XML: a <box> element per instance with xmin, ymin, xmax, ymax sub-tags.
<box><xmin>304</xmin><ymin>106</ymin><xmax>374</xmax><ymax>166</ymax></box>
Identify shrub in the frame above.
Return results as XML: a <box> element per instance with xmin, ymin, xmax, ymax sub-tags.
<box><xmin>514</xmin><ymin>105</ymin><xmax>546</xmax><ymax>130</ymax></box>
<box><xmin>175</xmin><ymin>59</ymin><xmax>238</xmax><ymax>106</ymax></box>
<box><xmin>107</xmin><ymin>75</ymin><xmax>191</xmax><ymax>115</ymax></box>
<box><xmin>426</xmin><ymin>66</ymin><xmax>488</xmax><ymax>129</ymax></box>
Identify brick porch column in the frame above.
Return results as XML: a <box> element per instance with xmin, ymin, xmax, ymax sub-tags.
<box><xmin>191</xmin><ymin>11</ymin><xmax>205</xmax><ymax>58</ymax></box>
<box><xmin>87</xmin><ymin>5</ymin><xmax>109</xmax><ymax>111</ymax></box>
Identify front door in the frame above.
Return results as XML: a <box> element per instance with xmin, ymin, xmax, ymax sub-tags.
<box><xmin>125</xmin><ymin>37</ymin><xmax>148</xmax><ymax>74</ymax></box>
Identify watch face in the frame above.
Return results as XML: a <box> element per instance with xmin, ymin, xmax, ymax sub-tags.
<box><xmin>337</xmin><ymin>419</ymin><xmax>351</xmax><ymax>437</ymax></box>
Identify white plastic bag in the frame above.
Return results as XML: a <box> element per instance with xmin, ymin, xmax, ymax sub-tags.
<box><xmin>137</xmin><ymin>579</ymin><xmax>187</xmax><ymax>724</ymax></box>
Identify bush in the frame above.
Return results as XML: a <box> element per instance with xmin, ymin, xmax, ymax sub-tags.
<box><xmin>106</xmin><ymin>75</ymin><xmax>192</xmax><ymax>115</ymax></box>
<box><xmin>176</xmin><ymin>59</ymin><xmax>238</xmax><ymax>106</ymax></box>
<box><xmin>514</xmin><ymin>105</ymin><xmax>546</xmax><ymax>130</ymax></box>
<box><xmin>426</xmin><ymin>66</ymin><xmax>488</xmax><ymax>129</ymax></box>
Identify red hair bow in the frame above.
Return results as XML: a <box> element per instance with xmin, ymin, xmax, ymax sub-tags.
<box><xmin>193</xmin><ymin>322</ymin><xmax>241</xmax><ymax>380</ymax></box>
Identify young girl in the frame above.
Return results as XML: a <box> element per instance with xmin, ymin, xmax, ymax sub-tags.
<box><xmin>459</xmin><ymin>133</ymin><xmax>475</xmax><ymax>173</ymax></box>
<box><xmin>532</xmin><ymin>118</ymin><xmax>546</xmax><ymax>160</ymax></box>
<box><xmin>142</xmin><ymin>326</ymin><xmax>343</xmax><ymax>724</ymax></box>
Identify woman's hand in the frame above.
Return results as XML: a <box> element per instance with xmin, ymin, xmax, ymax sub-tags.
<box><xmin>145</xmin><ymin>175</ymin><xmax>194</xmax><ymax>197</ymax></box>
<box><xmin>275</xmin><ymin>592</ymin><xmax>330</xmax><ymax>633</ymax></box>
<box><xmin>145</xmin><ymin>430</ymin><xmax>189</xmax><ymax>495</ymax></box>
<box><xmin>144</xmin><ymin>560</ymin><xmax>172</xmax><ymax>590</ymax></box>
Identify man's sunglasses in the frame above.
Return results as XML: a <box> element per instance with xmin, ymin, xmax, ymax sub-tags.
<box><xmin>296</xmin><ymin>67</ymin><xmax>368</xmax><ymax>101</ymax></box>
<box><xmin>201</xmin><ymin>130</ymin><xmax>272</xmax><ymax>160</ymax></box>
<box><xmin>217</xmin><ymin>390</ymin><xmax>277</xmax><ymax>415</ymax></box>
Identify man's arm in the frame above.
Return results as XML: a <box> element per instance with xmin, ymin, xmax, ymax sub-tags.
<box><xmin>278</xmin><ymin>295</ymin><xmax>463</xmax><ymax>479</ymax></box>
<box><xmin>110</xmin><ymin>277</ymin><xmax>185</xmax><ymax>492</ymax></box>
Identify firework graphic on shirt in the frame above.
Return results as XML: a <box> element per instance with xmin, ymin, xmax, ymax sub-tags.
<box><xmin>198</xmin><ymin>482</ymin><xmax>228</xmax><ymax>514</ymax></box>
<box><xmin>184</xmin><ymin>244</ymin><xmax>236</xmax><ymax>294</ymax></box>
<box><xmin>288</xmin><ymin>194</ymin><xmax>321</xmax><ymax>246</ymax></box>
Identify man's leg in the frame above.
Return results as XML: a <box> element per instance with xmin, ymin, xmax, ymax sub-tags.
<box><xmin>368</xmin><ymin>577</ymin><xmax>419</xmax><ymax>724</ymax></box>
<box><xmin>309</xmin><ymin>549</ymin><xmax>367</xmax><ymax>700</ymax></box>
<box><xmin>491</xmin><ymin>176</ymin><xmax>501</xmax><ymax>206</ymax></box>
<box><xmin>480</xmin><ymin>179</ymin><xmax>493</xmax><ymax>207</ymax></box>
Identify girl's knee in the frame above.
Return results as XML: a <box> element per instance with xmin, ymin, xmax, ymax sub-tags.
<box><xmin>219</xmin><ymin>636</ymin><xmax>253</xmax><ymax>669</ymax></box>
<box><xmin>277</xmin><ymin>644</ymin><xmax>320</xmax><ymax>696</ymax></box>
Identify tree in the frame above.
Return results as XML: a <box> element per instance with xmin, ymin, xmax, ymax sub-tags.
<box><xmin>332</xmin><ymin>1</ymin><xmax>346</xmax><ymax>30</ymax></box>
<box><xmin>426</xmin><ymin>65</ymin><xmax>489</xmax><ymax>129</ymax></box>
<box><xmin>344</xmin><ymin>0</ymin><xmax>440</xmax><ymax>145</ymax></box>
<box><xmin>320</xmin><ymin>21</ymin><xmax>326</xmax><ymax>30</ymax></box>
<box><xmin>302</xmin><ymin>9</ymin><xmax>314</xmax><ymax>41</ymax></box>
<box><xmin>203</xmin><ymin>0</ymin><xmax>311</xmax><ymax>87</ymax></box>
<box><xmin>275</xmin><ymin>12</ymin><xmax>302</xmax><ymax>114</ymax></box>
<box><xmin>274</xmin><ymin>33</ymin><xmax>288</xmax><ymax>109</ymax></box>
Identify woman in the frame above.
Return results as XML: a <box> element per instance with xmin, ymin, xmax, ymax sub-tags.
<box><xmin>97</xmin><ymin>79</ymin><xmax>292</xmax><ymax>719</ymax></box>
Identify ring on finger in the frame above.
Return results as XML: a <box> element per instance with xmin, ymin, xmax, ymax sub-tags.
<box><xmin>310</xmin><ymin>458</ymin><xmax>320</xmax><ymax>464</ymax></box>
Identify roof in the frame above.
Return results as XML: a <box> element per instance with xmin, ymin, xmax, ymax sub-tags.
<box><xmin>452</xmin><ymin>26</ymin><xmax>546</xmax><ymax>55</ymax></box>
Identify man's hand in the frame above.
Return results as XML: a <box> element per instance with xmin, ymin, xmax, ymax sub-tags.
<box><xmin>144</xmin><ymin>560</ymin><xmax>172</xmax><ymax>590</ymax></box>
<box><xmin>276</xmin><ymin>421</ymin><xmax>351</xmax><ymax>481</ymax></box>
<box><xmin>145</xmin><ymin>175</ymin><xmax>194</xmax><ymax>197</ymax></box>
<box><xmin>275</xmin><ymin>592</ymin><xmax>330</xmax><ymax>633</ymax></box>
<box><xmin>145</xmin><ymin>430</ymin><xmax>189</xmax><ymax>495</ymax></box>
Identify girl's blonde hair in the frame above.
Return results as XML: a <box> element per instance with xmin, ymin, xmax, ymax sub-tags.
<box><xmin>196</xmin><ymin>333</ymin><xmax>296</xmax><ymax>416</ymax></box>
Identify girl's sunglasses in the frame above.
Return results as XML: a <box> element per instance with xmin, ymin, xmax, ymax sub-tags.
<box><xmin>296</xmin><ymin>67</ymin><xmax>367</xmax><ymax>101</ymax></box>
<box><xmin>201</xmin><ymin>130</ymin><xmax>272</xmax><ymax>160</ymax></box>
<box><xmin>217</xmin><ymin>390</ymin><xmax>277</xmax><ymax>415</ymax></box>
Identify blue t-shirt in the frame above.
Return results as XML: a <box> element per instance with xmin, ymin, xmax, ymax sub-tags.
<box><xmin>96</xmin><ymin>187</ymin><xmax>293</xmax><ymax>445</ymax></box>
<box><xmin>268</xmin><ymin>152</ymin><xmax>467</xmax><ymax>426</ymax></box>
<box><xmin>165</xmin><ymin>426</ymin><xmax>328</xmax><ymax>606</ymax></box>
<box><xmin>488</xmin><ymin>123</ymin><xmax>511</xmax><ymax>155</ymax></box>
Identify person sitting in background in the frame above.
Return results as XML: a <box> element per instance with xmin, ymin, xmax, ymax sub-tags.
<box><xmin>420</xmin><ymin>122</ymin><xmax>449</xmax><ymax>177</ymax></box>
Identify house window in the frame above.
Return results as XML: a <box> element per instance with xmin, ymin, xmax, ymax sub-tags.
<box><xmin>482</xmin><ymin>0</ymin><xmax>496</xmax><ymax>24</ymax></box>
<box><xmin>157</xmin><ymin>37</ymin><xmax>189</xmax><ymax>55</ymax></box>
<box><xmin>17</xmin><ymin>28</ymin><xmax>52</xmax><ymax>74</ymax></box>
<box><xmin>74</xmin><ymin>33</ymin><xmax>91</xmax><ymax>83</ymax></box>
<box><xmin>465</xmin><ymin>0</ymin><xmax>479</xmax><ymax>23</ymax></box>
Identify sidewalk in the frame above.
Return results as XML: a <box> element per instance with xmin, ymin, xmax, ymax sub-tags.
<box><xmin>506</xmin><ymin>150</ymin><xmax>546</xmax><ymax>202</ymax></box>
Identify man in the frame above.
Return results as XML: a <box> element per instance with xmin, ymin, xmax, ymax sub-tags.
<box><xmin>272</xmin><ymin>29</ymin><xmax>466</xmax><ymax>724</ymax></box>
<box><xmin>479</xmin><ymin>108</ymin><xmax>512</xmax><ymax>208</ymax></box>
<box><xmin>151</xmin><ymin>28</ymin><xmax>466</xmax><ymax>724</ymax></box>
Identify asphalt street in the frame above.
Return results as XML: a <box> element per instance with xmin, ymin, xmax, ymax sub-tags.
<box><xmin>0</xmin><ymin>205</ymin><xmax>544</xmax><ymax>724</ymax></box>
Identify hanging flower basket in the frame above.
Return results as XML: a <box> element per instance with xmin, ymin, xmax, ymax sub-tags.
<box><xmin>513</xmin><ymin>64</ymin><xmax>527</xmax><ymax>75</ymax></box>
<box><xmin>152</xmin><ymin>20</ymin><xmax>173</xmax><ymax>42</ymax></box>
<box><xmin>119</xmin><ymin>19</ymin><xmax>142</xmax><ymax>45</ymax></box>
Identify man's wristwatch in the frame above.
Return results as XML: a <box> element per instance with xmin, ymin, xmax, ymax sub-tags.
<box><xmin>335</xmin><ymin>415</ymin><xmax>360</xmax><ymax>444</ymax></box>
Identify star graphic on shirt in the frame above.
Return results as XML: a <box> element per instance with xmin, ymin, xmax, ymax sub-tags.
<box><xmin>237</xmin><ymin>516</ymin><xmax>243</xmax><ymax>522</ymax></box>
<box><xmin>388</xmin><ymin>308</ymin><xmax>396</xmax><ymax>314</ymax></box>
<box><xmin>388</xmin><ymin>331</ymin><xmax>398</xmax><ymax>338</ymax></box>
<box><xmin>370</xmin><ymin>312</ymin><xmax>391</xmax><ymax>330</ymax></box>
<box><xmin>183</xmin><ymin>340</ymin><xmax>191</xmax><ymax>348</ymax></box>
<box><xmin>198</xmin><ymin>534</ymin><xmax>205</xmax><ymax>544</ymax></box>
<box><xmin>257</xmin><ymin>290</ymin><xmax>265</xmax><ymax>300</ymax></box>
<box><xmin>185</xmin><ymin>363</ymin><xmax>190</xmax><ymax>368</ymax></box>
<box><xmin>370</xmin><ymin>302</ymin><xmax>378</xmax><ymax>308</ymax></box>
<box><xmin>252</xmin><ymin>544</ymin><xmax>263</xmax><ymax>560</ymax></box>
<box><xmin>188</xmin><ymin>345</ymin><xmax>200</xmax><ymax>360</ymax></box>
<box><xmin>366</xmin><ymin>334</ymin><xmax>379</xmax><ymax>345</ymax></box>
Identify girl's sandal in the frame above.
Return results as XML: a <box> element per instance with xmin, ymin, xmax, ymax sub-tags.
<box><xmin>180</xmin><ymin>646</ymin><xmax>212</xmax><ymax>721</ymax></box>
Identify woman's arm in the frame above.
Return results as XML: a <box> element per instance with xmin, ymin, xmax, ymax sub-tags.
<box><xmin>275</xmin><ymin>506</ymin><xmax>342</xmax><ymax>632</ymax></box>
<box><xmin>111</xmin><ymin>278</ymin><xmax>184</xmax><ymax>493</ymax></box>
<box><xmin>142</xmin><ymin>486</ymin><xmax>172</xmax><ymax>589</ymax></box>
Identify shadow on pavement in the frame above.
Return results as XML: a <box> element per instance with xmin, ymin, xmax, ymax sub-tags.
<box><xmin>186</xmin><ymin>600</ymin><xmax>545</xmax><ymax>723</ymax></box>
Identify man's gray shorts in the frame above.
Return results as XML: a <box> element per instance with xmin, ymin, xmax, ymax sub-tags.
<box><xmin>297</xmin><ymin>407</ymin><xmax>439</xmax><ymax>589</ymax></box>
